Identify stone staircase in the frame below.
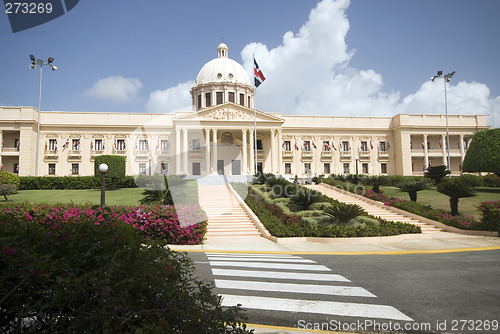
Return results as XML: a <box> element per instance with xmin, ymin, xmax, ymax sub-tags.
<box><xmin>198</xmin><ymin>185</ymin><xmax>262</xmax><ymax>238</ymax></box>
<box><xmin>307</xmin><ymin>184</ymin><xmax>441</xmax><ymax>233</ymax></box>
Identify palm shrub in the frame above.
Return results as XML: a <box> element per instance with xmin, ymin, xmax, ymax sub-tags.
<box><xmin>289</xmin><ymin>188</ymin><xmax>322</xmax><ymax>210</ymax></box>
<box><xmin>139</xmin><ymin>175</ymin><xmax>185</xmax><ymax>205</ymax></box>
<box><xmin>361</xmin><ymin>175</ymin><xmax>388</xmax><ymax>193</ymax></box>
<box><xmin>324</xmin><ymin>202</ymin><xmax>367</xmax><ymax>224</ymax></box>
<box><xmin>437</xmin><ymin>177</ymin><xmax>476</xmax><ymax>216</ymax></box>
<box><xmin>397</xmin><ymin>179</ymin><xmax>430</xmax><ymax>202</ymax></box>
<box><xmin>266</xmin><ymin>176</ymin><xmax>294</xmax><ymax>198</ymax></box>
<box><xmin>424</xmin><ymin>165</ymin><xmax>451</xmax><ymax>185</ymax></box>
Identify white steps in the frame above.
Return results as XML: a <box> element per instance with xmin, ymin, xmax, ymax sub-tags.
<box><xmin>307</xmin><ymin>184</ymin><xmax>441</xmax><ymax>233</ymax></box>
<box><xmin>198</xmin><ymin>185</ymin><xmax>262</xmax><ymax>238</ymax></box>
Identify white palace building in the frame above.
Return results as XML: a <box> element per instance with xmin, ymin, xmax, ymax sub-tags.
<box><xmin>0</xmin><ymin>43</ymin><xmax>488</xmax><ymax>178</ymax></box>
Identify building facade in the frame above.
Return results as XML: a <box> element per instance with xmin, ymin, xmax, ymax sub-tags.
<box><xmin>0</xmin><ymin>44</ymin><xmax>488</xmax><ymax>178</ymax></box>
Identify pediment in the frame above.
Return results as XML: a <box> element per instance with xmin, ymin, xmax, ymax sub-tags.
<box><xmin>173</xmin><ymin>103</ymin><xmax>284</xmax><ymax>123</ymax></box>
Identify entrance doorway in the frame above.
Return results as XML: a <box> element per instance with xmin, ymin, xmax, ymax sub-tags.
<box><xmin>232</xmin><ymin>160</ymin><xmax>241</xmax><ymax>175</ymax></box>
<box><xmin>192</xmin><ymin>162</ymin><xmax>201</xmax><ymax>175</ymax></box>
<box><xmin>217</xmin><ymin>160</ymin><xmax>224</xmax><ymax>175</ymax></box>
<box><xmin>257</xmin><ymin>162</ymin><xmax>263</xmax><ymax>173</ymax></box>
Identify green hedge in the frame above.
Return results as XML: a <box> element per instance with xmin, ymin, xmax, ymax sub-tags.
<box><xmin>19</xmin><ymin>176</ymin><xmax>138</xmax><ymax>190</ymax></box>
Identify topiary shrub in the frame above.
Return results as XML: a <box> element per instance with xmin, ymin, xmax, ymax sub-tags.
<box><xmin>0</xmin><ymin>170</ymin><xmax>20</xmax><ymax>201</ymax></box>
<box><xmin>425</xmin><ymin>165</ymin><xmax>451</xmax><ymax>185</ymax></box>
<box><xmin>94</xmin><ymin>155</ymin><xmax>126</xmax><ymax>190</ymax></box>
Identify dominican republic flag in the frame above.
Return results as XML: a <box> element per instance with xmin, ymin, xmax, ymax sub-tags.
<box><xmin>312</xmin><ymin>141</ymin><xmax>317</xmax><ymax>149</ymax></box>
<box><xmin>295</xmin><ymin>142</ymin><xmax>299</xmax><ymax>150</ymax></box>
<box><xmin>63</xmin><ymin>138</ymin><xmax>69</xmax><ymax>148</ymax></box>
<box><xmin>254</xmin><ymin>58</ymin><xmax>266</xmax><ymax>87</ymax></box>
<box><xmin>323</xmin><ymin>142</ymin><xmax>330</xmax><ymax>151</ymax></box>
<box><xmin>331</xmin><ymin>141</ymin><xmax>337</xmax><ymax>151</ymax></box>
<box><xmin>370</xmin><ymin>140</ymin><xmax>373</xmax><ymax>150</ymax></box>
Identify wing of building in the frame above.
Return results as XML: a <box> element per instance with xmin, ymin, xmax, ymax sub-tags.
<box><xmin>0</xmin><ymin>43</ymin><xmax>488</xmax><ymax>178</ymax></box>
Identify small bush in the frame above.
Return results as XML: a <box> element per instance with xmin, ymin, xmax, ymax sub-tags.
<box><xmin>459</xmin><ymin>174</ymin><xmax>484</xmax><ymax>188</ymax></box>
<box><xmin>0</xmin><ymin>171</ymin><xmax>20</xmax><ymax>201</ymax></box>
<box><xmin>289</xmin><ymin>189</ymin><xmax>323</xmax><ymax>210</ymax></box>
<box><xmin>484</xmin><ymin>173</ymin><xmax>500</xmax><ymax>187</ymax></box>
<box><xmin>324</xmin><ymin>202</ymin><xmax>367</xmax><ymax>224</ymax></box>
<box><xmin>478</xmin><ymin>201</ymin><xmax>500</xmax><ymax>231</ymax></box>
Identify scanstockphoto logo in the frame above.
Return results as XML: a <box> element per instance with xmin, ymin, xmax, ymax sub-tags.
<box><xmin>3</xmin><ymin>0</ymin><xmax>79</xmax><ymax>33</ymax></box>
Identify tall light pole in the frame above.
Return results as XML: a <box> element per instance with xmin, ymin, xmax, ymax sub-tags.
<box><xmin>431</xmin><ymin>70</ymin><xmax>455</xmax><ymax>176</ymax></box>
<box><xmin>99</xmin><ymin>163</ymin><xmax>108</xmax><ymax>207</ymax></box>
<box><xmin>30</xmin><ymin>55</ymin><xmax>57</xmax><ymax>176</ymax></box>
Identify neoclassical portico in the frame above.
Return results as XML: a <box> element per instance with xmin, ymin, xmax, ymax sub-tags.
<box><xmin>172</xmin><ymin>103</ymin><xmax>284</xmax><ymax>176</ymax></box>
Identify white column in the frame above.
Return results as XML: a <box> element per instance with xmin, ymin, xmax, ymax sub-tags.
<box><xmin>459</xmin><ymin>134</ymin><xmax>465</xmax><ymax>163</ymax></box>
<box><xmin>175</xmin><ymin>129</ymin><xmax>181</xmax><ymax>174</ymax></box>
<box><xmin>183</xmin><ymin>128</ymin><xmax>188</xmax><ymax>174</ymax></box>
<box><xmin>423</xmin><ymin>134</ymin><xmax>429</xmax><ymax>169</ymax></box>
<box><xmin>277</xmin><ymin>130</ymin><xmax>283</xmax><ymax>175</ymax></box>
<box><xmin>441</xmin><ymin>134</ymin><xmax>447</xmax><ymax>166</ymax></box>
<box><xmin>205</xmin><ymin>129</ymin><xmax>211</xmax><ymax>174</ymax></box>
<box><xmin>242</xmin><ymin>129</ymin><xmax>247</xmax><ymax>175</ymax></box>
<box><xmin>212</xmin><ymin>129</ymin><xmax>218</xmax><ymax>174</ymax></box>
<box><xmin>270</xmin><ymin>129</ymin><xmax>275</xmax><ymax>174</ymax></box>
<box><xmin>249</xmin><ymin>130</ymin><xmax>254</xmax><ymax>174</ymax></box>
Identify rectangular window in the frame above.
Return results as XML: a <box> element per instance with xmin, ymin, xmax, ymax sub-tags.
<box><xmin>139</xmin><ymin>163</ymin><xmax>147</xmax><ymax>175</ymax></box>
<box><xmin>379</xmin><ymin>141</ymin><xmax>387</xmax><ymax>152</ymax></box>
<box><xmin>381</xmin><ymin>163</ymin><xmax>387</xmax><ymax>174</ymax></box>
<box><xmin>72</xmin><ymin>163</ymin><xmax>79</xmax><ymax>175</ymax></box>
<box><xmin>48</xmin><ymin>163</ymin><xmax>56</xmax><ymax>175</ymax></box>
<box><xmin>228</xmin><ymin>92</ymin><xmax>235</xmax><ymax>103</ymax></box>
<box><xmin>116</xmin><ymin>139</ymin><xmax>126</xmax><ymax>150</ymax></box>
<box><xmin>49</xmin><ymin>139</ymin><xmax>57</xmax><ymax>151</ymax></box>
<box><xmin>322</xmin><ymin>141</ymin><xmax>330</xmax><ymax>151</ymax></box>
<box><xmin>324</xmin><ymin>163</ymin><xmax>331</xmax><ymax>174</ymax></box>
<box><xmin>216</xmin><ymin>91</ymin><xmax>223</xmax><ymax>105</ymax></box>
<box><xmin>161</xmin><ymin>140</ymin><xmax>170</xmax><ymax>151</ymax></box>
<box><xmin>14</xmin><ymin>163</ymin><xmax>19</xmax><ymax>174</ymax></box>
<box><xmin>343</xmin><ymin>163</ymin><xmax>350</xmax><ymax>174</ymax></box>
<box><xmin>304</xmin><ymin>163</ymin><xmax>311</xmax><ymax>174</ymax></box>
<box><xmin>285</xmin><ymin>163</ymin><xmax>291</xmax><ymax>174</ymax></box>
<box><xmin>362</xmin><ymin>163</ymin><xmax>368</xmax><ymax>174</ymax></box>
<box><xmin>191</xmin><ymin>138</ymin><xmax>201</xmax><ymax>150</ymax></box>
<box><xmin>205</xmin><ymin>93</ymin><xmax>212</xmax><ymax>107</ymax></box>
<box><xmin>197</xmin><ymin>94</ymin><xmax>202</xmax><ymax>110</ymax></box>
<box><xmin>283</xmin><ymin>140</ymin><xmax>291</xmax><ymax>151</ymax></box>
<box><xmin>256</xmin><ymin>139</ymin><xmax>263</xmax><ymax>150</ymax></box>
<box><xmin>248</xmin><ymin>96</ymin><xmax>251</xmax><ymax>108</ymax></box>
<box><xmin>360</xmin><ymin>141</ymin><xmax>368</xmax><ymax>151</ymax></box>
<box><xmin>72</xmin><ymin>139</ymin><xmax>80</xmax><ymax>150</ymax></box>
<box><xmin>303</xmin><ymin>141</ymin><xmax>311</xmax><ymax>151</ymax></box>
<box><xmin>161</xmin><ymin>163</ymin><xmax>168</xmax><ymax>174</ymax></box>
<box><xmin>94</xmin><ymin>139</ymin><xmax>103</xmax><ymax>151</ymax></box>
<box><xmin>239</xmin><ymin>93</ymin><xmax>245</xmax><ymax>106</ymax></box>
<box><xmin>138</xmin><ymin>139</ymin><xmax>147</xmax><ymax>151</ymax></box>
<box><xmin>342</xmin><ymin>141</ymin><xmax>350</xmax><ymax>152</ymax></box>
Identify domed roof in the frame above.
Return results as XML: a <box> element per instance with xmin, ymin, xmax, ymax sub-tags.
<box><xmin>194</xmin><ymin>44</ymin><xmax>251</xmax><ymax>86</ymax></box>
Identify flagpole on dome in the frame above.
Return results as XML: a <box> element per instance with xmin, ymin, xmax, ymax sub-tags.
<box><xmin>253</xmin><ymin>53</ymin><xmax>266</xmax><ymax>176</ymax></box>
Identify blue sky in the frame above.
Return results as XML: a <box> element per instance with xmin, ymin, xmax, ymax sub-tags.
<box><xmin>1</xmin><ymin>0</ymin><xmax>499</xmax><ymax>127</ymax></box>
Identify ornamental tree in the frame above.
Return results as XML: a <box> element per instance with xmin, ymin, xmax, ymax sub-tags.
<box><xmin>437</xmin><ymin>177</ymin><xmax>476</xmax><ymax>216</ymax></box>
<box><xmin>462</xmin><ymin>128</ymin><xmax>500</xmax><ymax>177</ymax></box>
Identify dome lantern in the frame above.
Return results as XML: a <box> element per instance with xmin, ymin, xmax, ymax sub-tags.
<box><xmin>217</xmin><ymin>43</ymin><xmax>228</xmax><ymax>58</ymax></box>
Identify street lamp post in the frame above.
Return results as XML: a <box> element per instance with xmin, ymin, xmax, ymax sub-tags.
<box><xmin>355</xmin><ymin>157</ymin><xmax>359</xmax><ymax>176</ymax></box>
<box><xmin>30</xmin><ymin>55</ymin><xmax>57</xmax><ymax>176</ymax></box>
<box><xmin>431</xmin><ymin>70</ymin><xmax>455</xmax><ymax>176</ymax></box>
<box><xmin>99</xmin><ymin>163</ymin><xmax>108</xmax><ymax>207</ymax></box>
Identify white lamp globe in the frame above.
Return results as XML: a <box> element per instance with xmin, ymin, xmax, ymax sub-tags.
<box><xmin>99</xmin><ymin>163</ymin><xmax>108</xmax><ymax>173</ymax></box>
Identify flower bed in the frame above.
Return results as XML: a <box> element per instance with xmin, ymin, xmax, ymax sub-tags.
<box><xmin>0</xmin><ymin>203</ymin><xmax>207</xmax><ymax>245</ymax></box>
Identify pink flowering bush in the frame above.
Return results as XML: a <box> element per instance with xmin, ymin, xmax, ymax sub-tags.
<box><xmin>478</xmin><ymin>201</ymin><xmax>500</xmax><ymax>231</ymax></box>
<box><xmin>0</xmin><ymin>203</ymin><xmax>207</xmax><ymax>245</ymax></box>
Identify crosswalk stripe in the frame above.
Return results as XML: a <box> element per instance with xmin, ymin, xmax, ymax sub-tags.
<box><xmin>209</xmin><ymin>261</ymin><xmax>331</xmax><ymax>271</ymax></box>
<box><xmin>220</xmin><ymin>294</ymin><xmax>414</xmax><ymax>322</ymax></box>
<box><xmin>214</xmin><ymin>279</ymin><xmax>375</xmax><ymax>297</ymax></box>
<box><xmin>207</xmin><ymin>256</ymin><xmax>315</xmax><ymax>263</ymax></box>
<box><xmin>206</xmin><ymin>253</ymin><xmax>299</xmax><ymax>258</ymax></box>
<box><xmin>211</xmin><ymin>269</ymin><xmax>350</xmax><ymax>282</ymax></box>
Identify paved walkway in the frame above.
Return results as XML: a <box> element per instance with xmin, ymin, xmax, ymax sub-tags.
<box><xmin>306</xmin><ymin>184</ymin><xmax>441</xmax><ymax>233</ymax></box>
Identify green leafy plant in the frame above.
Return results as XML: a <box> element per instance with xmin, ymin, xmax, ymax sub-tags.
<box><xmin>397</xmin><ymin>179</ymin><xmax>430</xmax><ymax>202</ymax></box>
<box><xmin>437</xmin><ymin>177</ymin><xmax>476</xmax><ymax>216</ymax></box>
<box><xmin>361</xmin><ymin>175</ymin><xmax>388</xmax><ymax>193</ymax></box>
<box><xmin>484</xmin><ymin>173</ymin><xmax>500</xmax><ymax>187</ymax></box>
<box><xmin>462</xmin><ymin>128</ymin><xmax>500</xmax><ymax>177</ymax></box>
<box><xmin>0</xmin><ymin>170</ymin><xmax>20</xmax><ymax>201</ymax></box>
<box><xmin>94</xmin><ymin>155</ymin><xmax>126</xmax><ymax>190</ymax></box>
<box><xmin>289</xmin><ymin>189</ymin><xmax>322</xmax><ymax>210</ymax></box>
<box><xmin>424</xmin><ymin>165</ymin><xmax>451</xmax><ymax>185</ymax></box>
<box><xmin>139</xmin><ymin>175</ymin><xmax>186</xmax><ymax>205</ymax></box>
<box><xmin>324</xmin><ymin>202</ymin><xmax>367</xmax><ymax>224</ymax></box>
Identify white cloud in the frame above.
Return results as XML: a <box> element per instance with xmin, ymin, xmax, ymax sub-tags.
<box><xmin>146</xmin><ymin>81</ymin><xmax>194</xmax><ymax>113</ymax></box>
<box><xmin>84</xmin><ymin>75</ymin><xmax>142</xmax><ymax>103</ymax></box>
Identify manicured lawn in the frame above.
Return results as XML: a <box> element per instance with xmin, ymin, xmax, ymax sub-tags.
<box><xmin>3</xmin><ymin>188</ymin><xmax>144</xmax><ymax>206</ymax></box>
<box><xmin>380</xmin><ymin>186</ymin><xmax>500</xmax><ymax>219</ymax></box>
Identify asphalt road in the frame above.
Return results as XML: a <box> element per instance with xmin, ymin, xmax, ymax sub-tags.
<box><xmin>186</xmin><ymin>249</ymin><xmax>500</xmax><ymax>333</ymax></box>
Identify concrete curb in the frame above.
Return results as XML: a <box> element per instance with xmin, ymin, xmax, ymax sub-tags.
<box><xmin>320</xmin><ymin>183</ymin><xmax>499</xmax><ymax>237</ymax></box>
